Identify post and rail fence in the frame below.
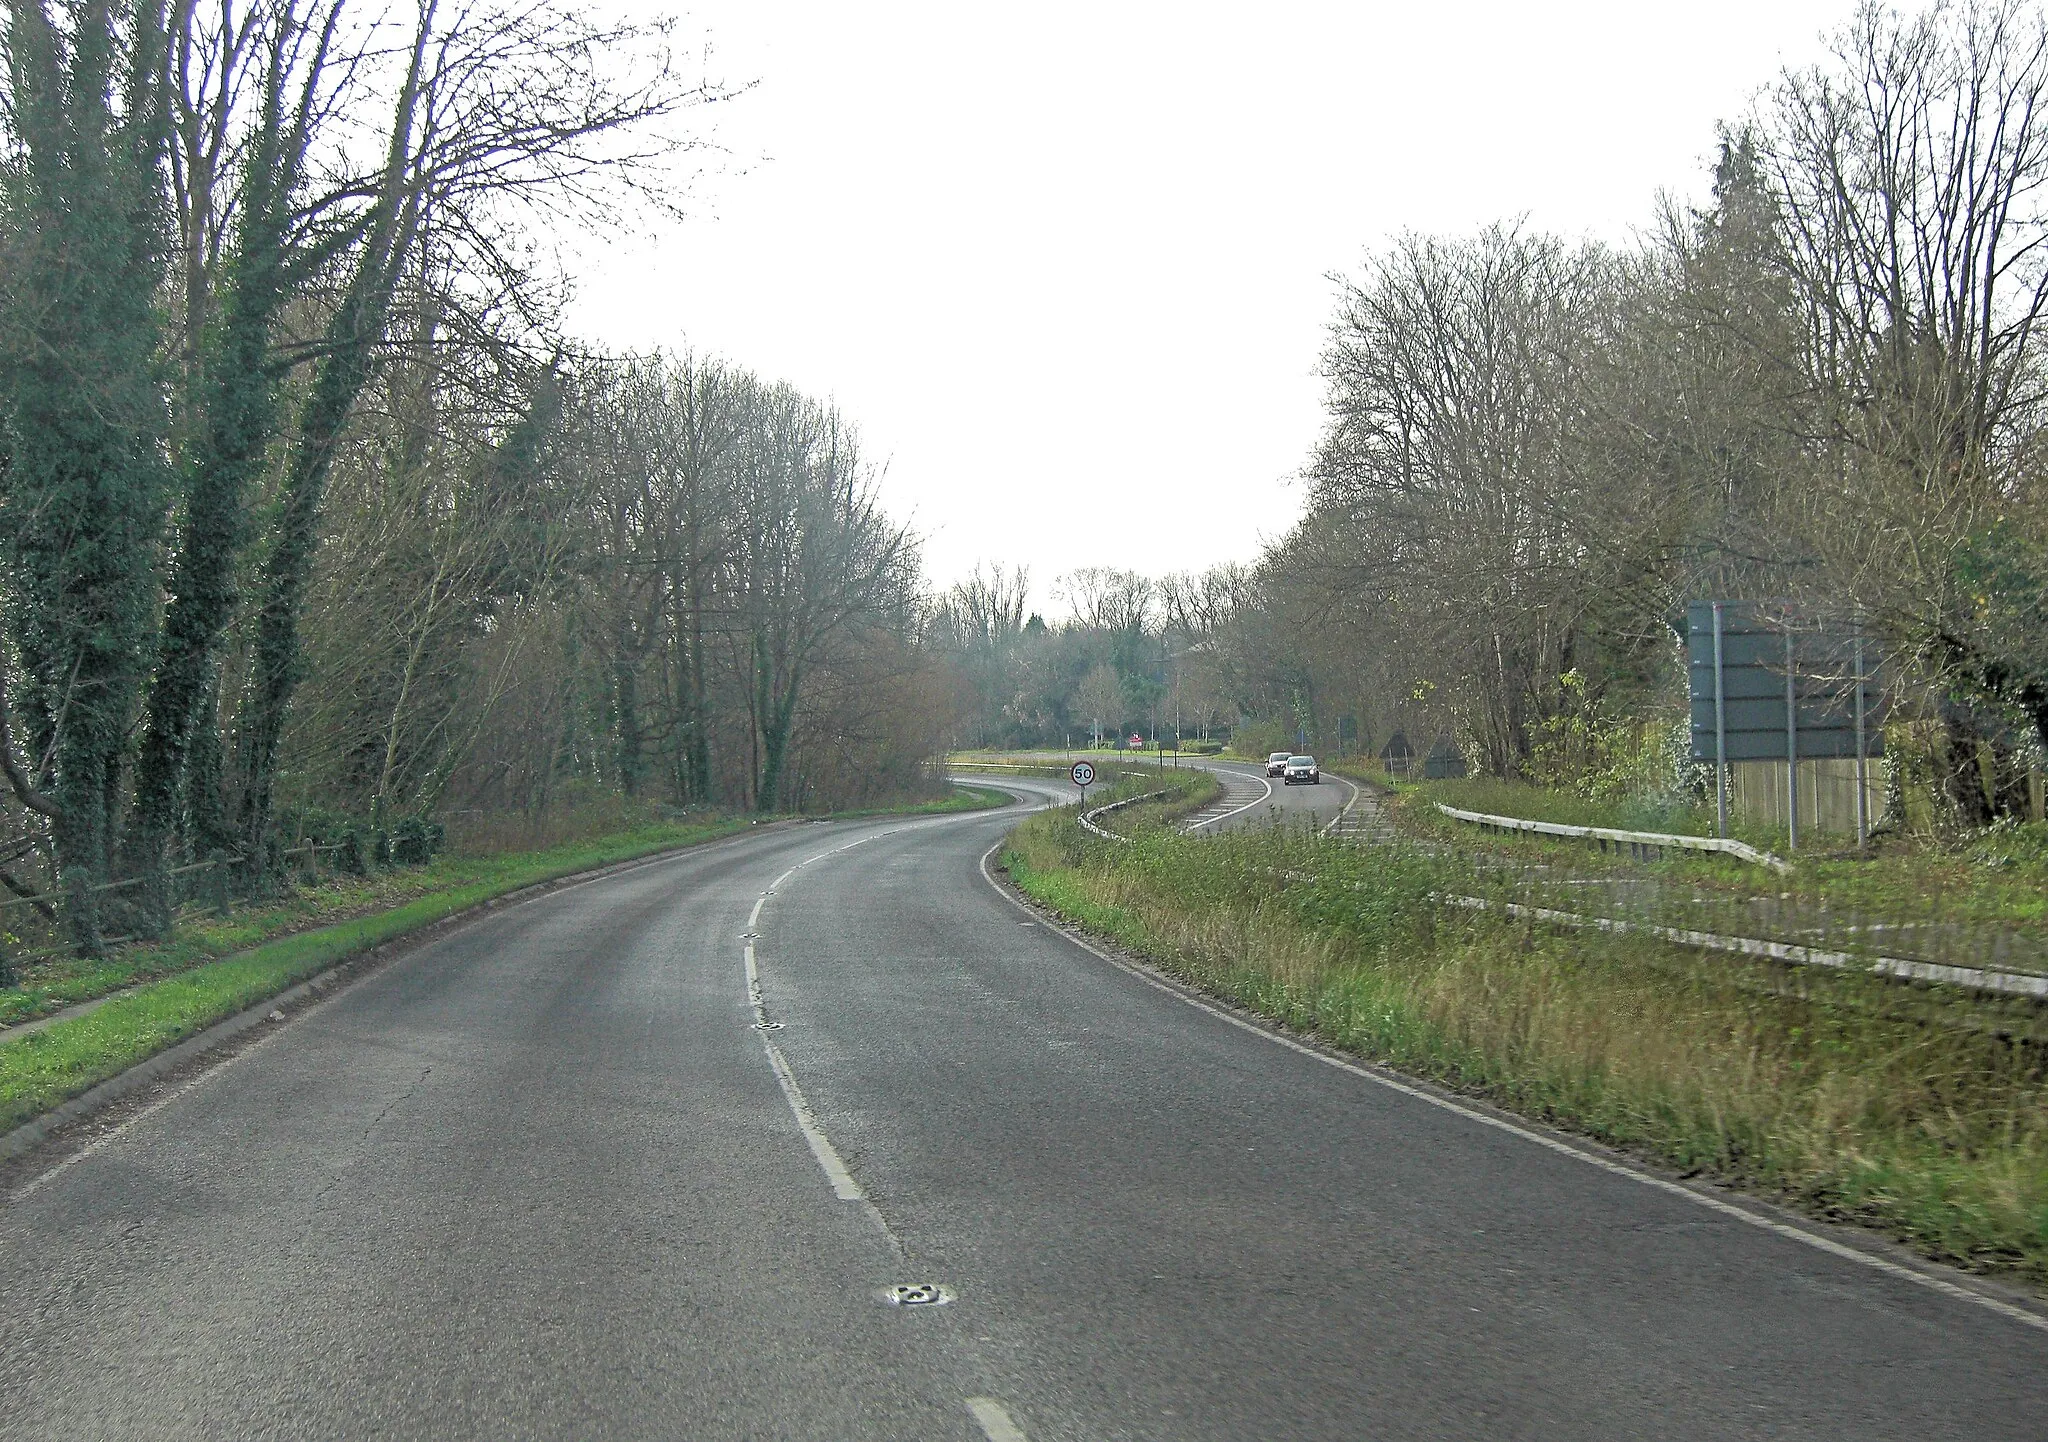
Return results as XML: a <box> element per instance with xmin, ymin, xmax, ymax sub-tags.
<box><xmin>0</xmin><ymin>840</ymin><xmax>358</xmax><ymax>985</ymax></box>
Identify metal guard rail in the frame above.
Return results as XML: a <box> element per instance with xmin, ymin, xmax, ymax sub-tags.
<box><xmin>1079</xmin><ymin>790</ymin><xmax>1173</xmax><ymax>841</ymax></box>
<box><xmin>1250</xmin><ymin>862</ymin><xmax>2046</xmax><ymax>1003</ymax></box>
<box><xmin>1435</xmin><ymin>803</ymin><xmax>1791</xmax><ymax>875</ymax></box>
<box><xmin>1446</xmin><ymin>895</ymin><xmax>2048</xmax><ymax>1002</ymax></box>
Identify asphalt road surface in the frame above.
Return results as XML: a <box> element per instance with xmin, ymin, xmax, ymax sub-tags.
<box><xmin>0</xmin><ymin>782</ymin><xmax>2042</xmax><ymax>1440</ymax></box>
<box><xmin>1173</xmin><ymin>757</ymin><xmax>1357</xmax><ymax>836</ymax></box>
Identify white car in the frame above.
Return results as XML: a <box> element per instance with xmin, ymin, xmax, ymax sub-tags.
<box><xmin>1283</xmin><ymin>755</ymin><xmax>1320</xmax><ymax>785</ymax></box>
<box><xmin>1266</xmin><ymin>751</ymin><xmax>1291</xmax><ymax>777</ymax></box>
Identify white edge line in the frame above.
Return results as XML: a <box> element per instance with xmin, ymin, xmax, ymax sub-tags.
<box><xmin>967</xmin><ymin>1396</ymin><xmax>1028</xmax><ymax>1441</ymax></box>
<box><xmin>975</xmin><ymin>839</ymin><xmax>2048</xmax><ymax>1337</ymax></box>
<box><xmin>1319</xmin><ymin>770</ymin><xmax>1364</xmax><ymax>836</ymax></box>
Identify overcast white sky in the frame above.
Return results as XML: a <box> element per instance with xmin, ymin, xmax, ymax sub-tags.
<box><xmin>566</xmin><ymin>1</ymin><xmax>1850</xmax><ymax>615</ymax></box>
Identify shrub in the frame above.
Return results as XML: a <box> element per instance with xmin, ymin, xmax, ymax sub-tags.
<box><xmin>389</xmin><ymin>816</ymin><xmax>445</xmax><ymax>866</ymax></box>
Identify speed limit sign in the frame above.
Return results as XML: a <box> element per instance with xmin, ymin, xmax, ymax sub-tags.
<box><xmin>1069</xmin><ymin>760</ymin><xmax>1095</xmax><ymax>788</ymax></box>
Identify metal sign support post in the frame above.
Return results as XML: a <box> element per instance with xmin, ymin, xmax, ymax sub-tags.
<box><xmin>1712</xmin><ymin>602</ymin><xmax>1728</xmax><ymax>839</ymax></box>
<box><xmin>1785</xmin><ymin>627</ymin><xmax>1799</xmax><ymax>853</ymax></box>
<box><xmin>1854</xmin><ymin>634</ymin><xmax>1868</xmax><ymax>850</ymax></box>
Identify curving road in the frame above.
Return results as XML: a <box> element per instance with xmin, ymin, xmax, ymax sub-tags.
<box><xmin>1174</xmin><ymin>757</ymin><xmax>1360</xmax><ymax>835</ymax></box>
<box><xmin>0</xmin><ymin>783</ymin><xmax>2041</xmax><ymax>1440</ymax></box>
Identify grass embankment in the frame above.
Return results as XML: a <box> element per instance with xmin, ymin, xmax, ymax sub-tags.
<box><xmin>1085</xmin><ymin>765</ymin><xmax>1220</xmax><ymax>830</ymax></box>
<box><xmin>1001</xmin><ymin>807</ymin><xmax>2048</xmax><ymax>1284</ymax></box>
<box><xmin>0</xmin><ymin>787</ymin><xmax>1001</xmax><ymax>1137</ymax></box>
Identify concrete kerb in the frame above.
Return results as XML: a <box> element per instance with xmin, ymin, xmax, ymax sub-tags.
<box><xmin>0</xmin><ymin>818</ymin><xmax>816</xmax><ymax>1166</ymax></box>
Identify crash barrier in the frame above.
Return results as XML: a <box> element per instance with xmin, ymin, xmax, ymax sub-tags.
<box><xmin>1244</xmin><ymin>860</ymin><xmax>2045</xmax><ymax>1003</ymax></box>
<box><xmin>1435</xmin><ymin>803</ymin><xmax>1791</xmax><ymax>875</ymax></box>
<box><xmin>1444</xmin><ymin>895</ymin><xmax>2048</xmax><ymax>1002</ymax></box>
<box><xmin>1079</xmin><ymin>790</ymin><xmax>1174</xmax><ymax>841</ymax></box>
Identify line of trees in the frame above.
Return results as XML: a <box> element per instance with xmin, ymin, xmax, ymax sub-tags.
<box><xmin>0</xmin><ymin>0</ymin><xmax>942</xmax><ymax>956</ymax></box>
<box><xmin>938</xmin><ymin>0</ymin><xmax>2048</xmax><ymax>829</ymax></box>
<box><xmin>1267</xmin><ymin>0</ymin><xmax>2048</xmax><ymax>822</ymax></box>
<box><xmin>926</xmin><ymin>562</ymin><xmax>1243</xmax><ymax>751</ymax></box>
<box><xmin>288</xmin><ymin>349</ymin><xmax>937</xmax><ymax>831</ymax></box>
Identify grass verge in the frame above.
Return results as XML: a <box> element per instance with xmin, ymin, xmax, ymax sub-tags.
<box><xmin>1086</xmin><ymin>766</ymin><xmax>1220</xmax><ymax>831</ymax></box>
<box><xmin>1000</xmin><ymin>807</ymin><xmax>2048</xmax><ymax>1286</ymax></box>
<box><xmin>0</xmin><ymin>787</ymin><xmax>993</xmax><ymax>1136</ymax></box>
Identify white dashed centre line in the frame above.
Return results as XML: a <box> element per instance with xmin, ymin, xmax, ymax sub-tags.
<box><xmin>967</xmin><ymin>1396</ymin><xmax>1028</xmax><ymax>1441</ymax></box>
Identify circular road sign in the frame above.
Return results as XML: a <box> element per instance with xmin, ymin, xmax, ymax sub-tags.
<box><xmin>1069</xmin><ymin>760</ymin><xmax>1095</xmax><ymax>788</ymax></box>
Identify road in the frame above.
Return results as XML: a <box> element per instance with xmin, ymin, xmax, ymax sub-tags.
<box><xmin>0</xmin><ymin>782</ymin><xmax>2041</xmax><ymax>1440</ymax></box>
<box><xmin>1172</xmin><ymin>757</ymin><xmax>1360</xmax><ymax>835</ymax></box>
<box><xmin>956</xmin><ymin>752</ymin><xmax>1355</xmax><ymax>836</ymax></box>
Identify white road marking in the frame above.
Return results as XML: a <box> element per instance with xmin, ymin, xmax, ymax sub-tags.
<box><xmin>977</xmin><ymin>841</ymin><xmax>2048</xmax><ymax>1337</ymax></box>
<box><xmin>967</xmin><ymin>1396</ymin><xmax>1028</xmax><ymax>1441</ymax></box>
<box><xmin>743</xmin><ymin>834</ymin><xmax>933</xmax><ymax>1242</ymax></box>
<box><xmin>758</xmin><ymin>1030</ymin><xmax>865</xmax><ymax>1201</ymax></box>
<box><xmin>1319</xmin><ymin>771</ymin><xmax>1364</xmax><ymax>836</ymax></box>
<box><xmin>1183</xmin><ymin>763</ymin><xmax>1272</xmax><ymax>831</ymax></box>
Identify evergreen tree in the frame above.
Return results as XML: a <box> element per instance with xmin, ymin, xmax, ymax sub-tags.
<box><xmin>0</xmin><ymin>0</ymin><xmax>179</xmax><ymax>953</ymax></box>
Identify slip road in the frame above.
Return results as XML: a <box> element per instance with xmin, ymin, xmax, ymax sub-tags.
<box><xmin>0</xmin><ymin>782</ymin><xmax>2040</xmax><ymax>1439</ymax></box>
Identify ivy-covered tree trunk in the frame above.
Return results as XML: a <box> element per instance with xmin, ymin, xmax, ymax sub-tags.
<box><xmin>182</xmin><ymin>669</ymin><xmax>231</xmax><ymax>852</ymax></box>
<box><xmin>0</xmin><ymin>0</ymin><xmax>179</xmax><ymax>954</ymax></box>
<box><xmin>753</xmin><ymin>631</ymin><xmax>800</xmax><ymax>814</ymax></box>
<box><xmin>235</xmin><ymin>247</ymin><xmax>404</xmax><ymax>864</ymax></box>
<box><xmin>130</xmin><ymin>73</ymin><xmax>306</xmax><ymax>931</ymax></box>
<box><xmin>235</xmin><ymin>37</ymin><xmax>426</xmax><ymax>867</ymax></box>
<box><xmin>1936</xmin><ymin>706</ymin><xmax>1998</xmax><ymax>830</ymax></box>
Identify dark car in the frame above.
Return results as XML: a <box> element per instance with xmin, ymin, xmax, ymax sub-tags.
<box><xmin>1266</xmin><ymin>751</ymin><xmax>1291</xmax><ymax>777</ymax></box>
<box><xmin>1282</xmin><ymin>755</ymin><xmax>1320</xmax><ymax>785</ymax></box>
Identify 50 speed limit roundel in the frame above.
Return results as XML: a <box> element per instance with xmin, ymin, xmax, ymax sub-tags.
<box><xmin>1069</xmin><ymin>760</ymin><xmax>1095</xmax><ymax>788</ymax></box>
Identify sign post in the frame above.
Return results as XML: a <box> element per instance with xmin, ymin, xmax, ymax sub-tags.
<box><xmin>1786</xmin><ymin>626</ymin><xmax>1799</xmax><ymax>852</ymax></box>
<box><xmin>1070</xmin><ymin>759</ymin><xmax>1095</xmax><ymax>811</ymax></box>
<box><xmin>1712</xmin><ymin>601</ymin><xmax>1728</xmax><ymax>839</ymax></box>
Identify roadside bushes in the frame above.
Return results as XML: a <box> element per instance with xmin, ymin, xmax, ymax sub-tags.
<box><xmin>389</xmin><ymin>817</ymin><xmax>446</xmax><ymax>866</ymax></box>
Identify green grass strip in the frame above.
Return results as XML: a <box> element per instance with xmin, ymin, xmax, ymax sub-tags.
<box><xmin>818</xmin><ymin>784</ymin><xmax>1011</xmax><ymax>819</ymax></box>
